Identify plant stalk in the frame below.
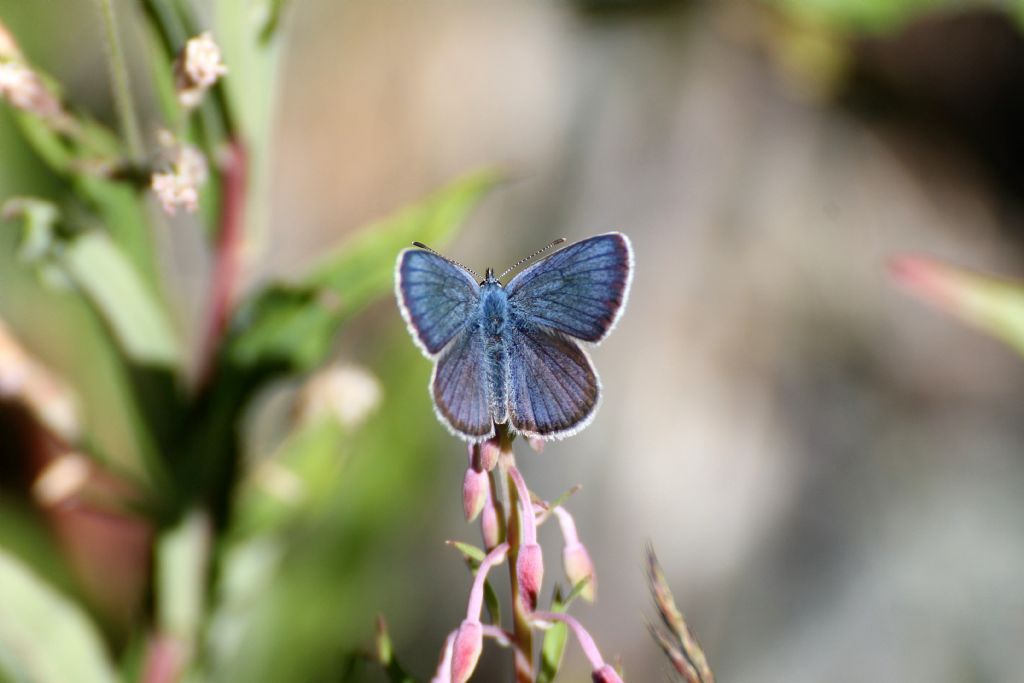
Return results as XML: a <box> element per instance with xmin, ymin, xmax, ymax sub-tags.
<box><xmin>96</xmin><ymin>0</ymin><xmax>145</xmax><ymax>161</ymax></box>
<box><xmin>199</xmin><ymin>139</ymin><xmax>247</xmax><ymax>385</ymax></box>
<box><xmin>499</xmin><ymin>424</ymin><xmax>534</xmax><ymax>682</ymax></box>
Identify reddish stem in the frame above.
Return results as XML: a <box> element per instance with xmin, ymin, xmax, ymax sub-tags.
<box><xmin>139</xmin><ymin>634</ymin><xmax>184</xmax><ymax>683</ymax></box>
<box><xmin>497</xmin><ymin>426</ymin><xmax>533</xmax><ymax>682</ymax></box>
<box><xmin>199</xmin><ymin>139</ymin><xmax>247</xmax><ymax>385</ymax></box>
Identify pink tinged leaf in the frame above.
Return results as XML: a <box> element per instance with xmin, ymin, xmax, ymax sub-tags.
<box><xmin>890</xmin><ymin>255</ymin><xmax>1024</xmax><ymax>356</ymax></box>
<box><xmin>430</xmin><ymin>631</ymin><xmax>456</xmax><ymax>683</ymax></box>
<box><xmin>592</xmin><ymin>664</ymin><xmax>625</xmax><ymax>683</ymax></box>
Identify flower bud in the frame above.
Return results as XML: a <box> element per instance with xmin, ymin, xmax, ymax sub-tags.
<box><xmin>516</xmin><ymin>542</ymin><xmax>544</xmax><ymax>612</ymax></box>
<box><xmin>175</xmin><ymin>32</ymin><xmax>227</xmax><ymax>108</ymax></box>
<box><xmin>463</xmin><ymin>466</ymin><xmax>488</xmax><ymax>522</ymax></box>
<box><xmin>480</xmin><ymin>491</ymin><xmax>500</xmax><ymax>550</ymax></box>
<box><xmin>0</xmin><ymin>59</ymin><xmax>65</xmax><ymax>123</ymax></box>
<box><xmin>592</xmin><ymin>664</ymin><xmax>625</xmax><ymax>683</ymax></box>
<box><xmin>450</xmin><ymin>618</ymin><xmax>481</xmax><ymax>683</ymax></box>
<box><xmin>563</xmin><ymin>541</ymin><xmax>597</xmax><ymax>602</ymax></box>
<box><xmin>451</xmin><ymin>620</ymin><xmax>483</xmax><ymax>683</ymax></box>
<box><xmin>554</xmin><ymin>506</ymin><xmax>596</xmax><ymax>602</ymax></box>
<box><xmin>150</xmin><ymin>131</ymin><xmax>209</xmax><ymax>215</ymax></box>
<box><xmin>479</xmin><ymin>437</ymin><xmax>500</xmax><ymax>471</ymax></box>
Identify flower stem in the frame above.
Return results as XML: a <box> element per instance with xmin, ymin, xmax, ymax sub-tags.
<box><xmin>199</xmin><ymin>139</ymin><xmax>247</xmax><ymax>385</ymax></box>
<box><xmin>498</xmin><ymin>424</ymin><xmax>533</xmax><ymax>682</ymax></box>
<box><xmin>96</xmin><ymin>0</ymin><xmax>144</xmax><ymax>161</ymax></box>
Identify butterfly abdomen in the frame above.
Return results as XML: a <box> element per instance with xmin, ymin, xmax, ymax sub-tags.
<box><xmin>480</xmin><ymin>285</ymin><xmax>510</xmax><ymax>425</ymax></box>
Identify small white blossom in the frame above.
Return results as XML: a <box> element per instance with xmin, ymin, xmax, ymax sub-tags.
<box><xmin>297</xmin><ymin>364</ymin><xmax>383</xmax><ymax>429</ymax></box>
<box><xmin>0</xmin><ymin>320</ymin><xmax>79</xmax><ymax>440</ymax></box>
<box><xmin>33</xmin><ymin>452</ymin><xmax>90</xmax><ymax>506</ymax></box>
<box><xmin>0</xmin><ymin>60</ymin><xmax>34</xmax><ymax>108</ymax></box>
<box><xmin>0</xmin><ymin>58</ymin><xmax>68</xmax><ymax>126</ymax></box>
<box><xmin>151</xmin><ymin>132</ymin><xmax>209</xmax><ymax>215</ymax></box>
<box><xmin>175</xmin><ymin>32</ymin><xmax>227</xmax><ymax>109</ymax></box>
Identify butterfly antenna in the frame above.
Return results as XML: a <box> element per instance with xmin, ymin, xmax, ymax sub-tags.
<box><xmin>412</xmin><ymin>242</ymin><xmax>480</xmax><ymax>279</ymax></box>
<box><xmin>498</xmin><ymin>238</ymin><xmax>566</xmax><ymax>279</ymax></box>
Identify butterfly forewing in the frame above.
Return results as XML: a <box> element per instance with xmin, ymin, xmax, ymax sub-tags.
<box><xmin>397</xmin><ymin>250</ymin><xmax>480</xmax><ymax>356</ymax></box>
<box><xmin>505</xmin><ymin>233</ymin><xmax>632</xmax><ymax>343</ymax></box>
<box><xmin>432</xmin><ymin>323</ymin><xmax>494</xmax><ymax>439</ymax></box>
<box><xmin>506</xmin><ymin>323</ymin><xmax>599</xmax><ymax>439</ymax></box>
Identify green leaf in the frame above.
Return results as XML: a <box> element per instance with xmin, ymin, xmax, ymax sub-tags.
<box><xmin>538</xmin><ymin>586</ymin><xmax>569</xmax><ymax>683</ymax></box>
<box><xmin>61</xmin><ymin>232</ymin><xmax>181</xmax><ymax>367</ymax></box>
<box><xmin>445</xmin><ymin>541</ymin><xmax>501</xmax><ymax>625</ymax></box>
<box><xmin>769</xmin><ymin>0</ymin><xmax>951</xmax><ymax>34</ymax></box>
<box><xmin>305</xmin><ymin>168</ymin><xmax>498</xmax><ymax>320</ymax></box>
<box><xmin>563</xmin><ymin>575</ymin><xmax>593</xmax><ymax>607</ymax></box>
<box><xmin>374</xmin><ymin>616</ymin><xmax>416</xmax><ymax>683</ymax></box>
<box><xmin>227</xmin><ymin>169</ymin><xmax>498</xmax><ymax>373</ymax></box>
<box><xmin>534</xmin><ymin>484</ymin><xmax>582</xmax><ymax>527</ymax></box>
<box><xmin>233</xmin><ymin>419</ymin><xmax>349</xmax><ymax>537</ymax></box>
<box><xmin>156</xmin><ymin>511</ymin><xmax>210</xmax><ymax>643</ymax></box>
<box><xmin>447</xmin><ymin>540</ymin><xmax>486</xmax><ymax>565</ymax></box>
<box><xmin>891</xmin><ymin>255</ymin><xmax>1024</xmax><ymax>358</ymax></box>
<box><xmin>0</xmin><ymin>549</ymin><xmax>120</xmax><ymax>683</ymax></box>
<box><xmin>1</xmin><ymin>197</ymin><xmax>59</xmax><ymax>263</ymax></box>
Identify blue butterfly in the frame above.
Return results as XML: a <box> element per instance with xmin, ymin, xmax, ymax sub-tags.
<box><xmin>395</xmin><ymin>233</ymin><xmax>633</xmax><ymax>442</ymax></box>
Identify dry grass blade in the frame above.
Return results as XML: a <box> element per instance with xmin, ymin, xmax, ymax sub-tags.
<box><xmin>645</xmin><ymin>544</ymin><xmax>715</xmax><ymax>683</ymax></box>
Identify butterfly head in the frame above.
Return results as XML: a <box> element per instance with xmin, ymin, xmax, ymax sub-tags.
<box><xmin>482</xmin><ymin>267</ymin><xmax>500</xmax><ymax>287</ymax></box>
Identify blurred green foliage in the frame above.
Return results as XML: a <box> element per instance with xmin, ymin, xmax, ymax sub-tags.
<box><xmin>769</xmin><ymin>0</ymin><xmax>1024</xmax><ymax>33</ymax></box>
<box><xmin>0</xmin><ymin>1</ymin><xmax>498</xmax><ymax>681</ymax></box>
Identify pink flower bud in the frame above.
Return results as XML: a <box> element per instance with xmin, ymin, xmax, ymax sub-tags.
<box><xmin>462</xmin><ymin>466</ymin><xmax>488</xmax><ymax>522</ymax></box>
<box><xmin>516</xmin><ymin>542</ymin><xmax>544</xmax><ymax>612</ymax></box>
<box><xmin>592</xmin><ymin>664</ymin><xmax>625</xmax><ymax>683</ymax></box>
<box><xmin>479</xmin><ymin>437</ymin><xmax>500</xmax><ymax>471</ymax></box>
<box><xmin>480</xmin><ymin>490</ymin><xmax>501</xmax><ymax>550</ymax></box>
<box><xmin>563</xmin><ymin>541</ymin><xmax>597</xmax><ymax>602</ymax></box>
<box><xmin>554</xmin><ymin>507</ymin><xmax>596</xmax><ymax>602</ymax></box>
<box><xmin>451</xmin><ymin>620</ymin><xmax>483</xmax><ymax>683</ymax></box>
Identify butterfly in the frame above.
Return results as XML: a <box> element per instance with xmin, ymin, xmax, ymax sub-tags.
<box><xmin>395</xmin><ymin>233</ymin><xmax>633</xmax><ymax>442</ymax></box>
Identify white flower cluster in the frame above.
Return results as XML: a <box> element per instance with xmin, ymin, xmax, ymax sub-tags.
<box><xmin>0</xmin><ymin>60</ymin><xmax>34</xmax><ymax>108</ymax></box>
<box><xmin>0</xmin><ymin>59</ymin><xmax>62</xmax><ymax>120</ymax></box>
<box><xmin>296</xmin><ymin>364</ymin><xmax>383</xmax><ymax>429</ymax></box>
<box><xmin>151</xmin><ymin>131</ymin><xmax>209</xmax><ymax>215</ymax></box>
<box><xmin>175</xmin><ymin>32</ymin><xmax>228</xmax><ymax>109</ymax></box>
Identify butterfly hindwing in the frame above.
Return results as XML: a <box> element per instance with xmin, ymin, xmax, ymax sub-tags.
<box><xmin>432</xmin><ymin>322</ymin><xmax>494</xmax><ymax>440</ymax></box>
<box><xmin>396</xmin><ymin>249</ymin><xmax>481</xmax><ymax>356</ymax></box>
<box><xmin>505</xmin><ymin>233</ymin><xmax>632</xmax><ymax>343</ymax></box>
<box><xmin>506</xmin><ymin>320</ymin><xmax>599</xmax><ymax>439</ymax></box>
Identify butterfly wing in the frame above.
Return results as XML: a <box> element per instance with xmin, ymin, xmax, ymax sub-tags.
<box><xmin>506</xmin><ymin>320</ymin><xmax>599</xmax><ymax>439</ymax></box>
<box><xmin>505</xmin><ymin>232</ymin><xmax>633</xmax><ymax>343</ymax></box>
<box><xmin>432</xmin><ymin>321</ymin><xmax>494</xmax><ymax>440</ymax></box>
<box><xmin>396</xmin><ymin>249</ymin><xmax>481</xmax><ymax>356</ymax></box>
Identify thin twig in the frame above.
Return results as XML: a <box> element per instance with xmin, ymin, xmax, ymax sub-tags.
<box><xmin>96</xmin><ymin>0</ymin><xmax>144</xmax><ymax>161</ymax></box>
<box><xmin>499</xmin><ymin>424</ymin><xmax>534</xmax><ymax>683</ymax></box>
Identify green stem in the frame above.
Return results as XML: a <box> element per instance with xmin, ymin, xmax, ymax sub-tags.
<box><xmin>499</xmin><ymin>425</ymin><xmax>534</xmax><ymax>682</ymax></box>
<box><xmin>96</xmin><ymin>0</ymin><xmax>145</xmax><ymax>161</ymax></box>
